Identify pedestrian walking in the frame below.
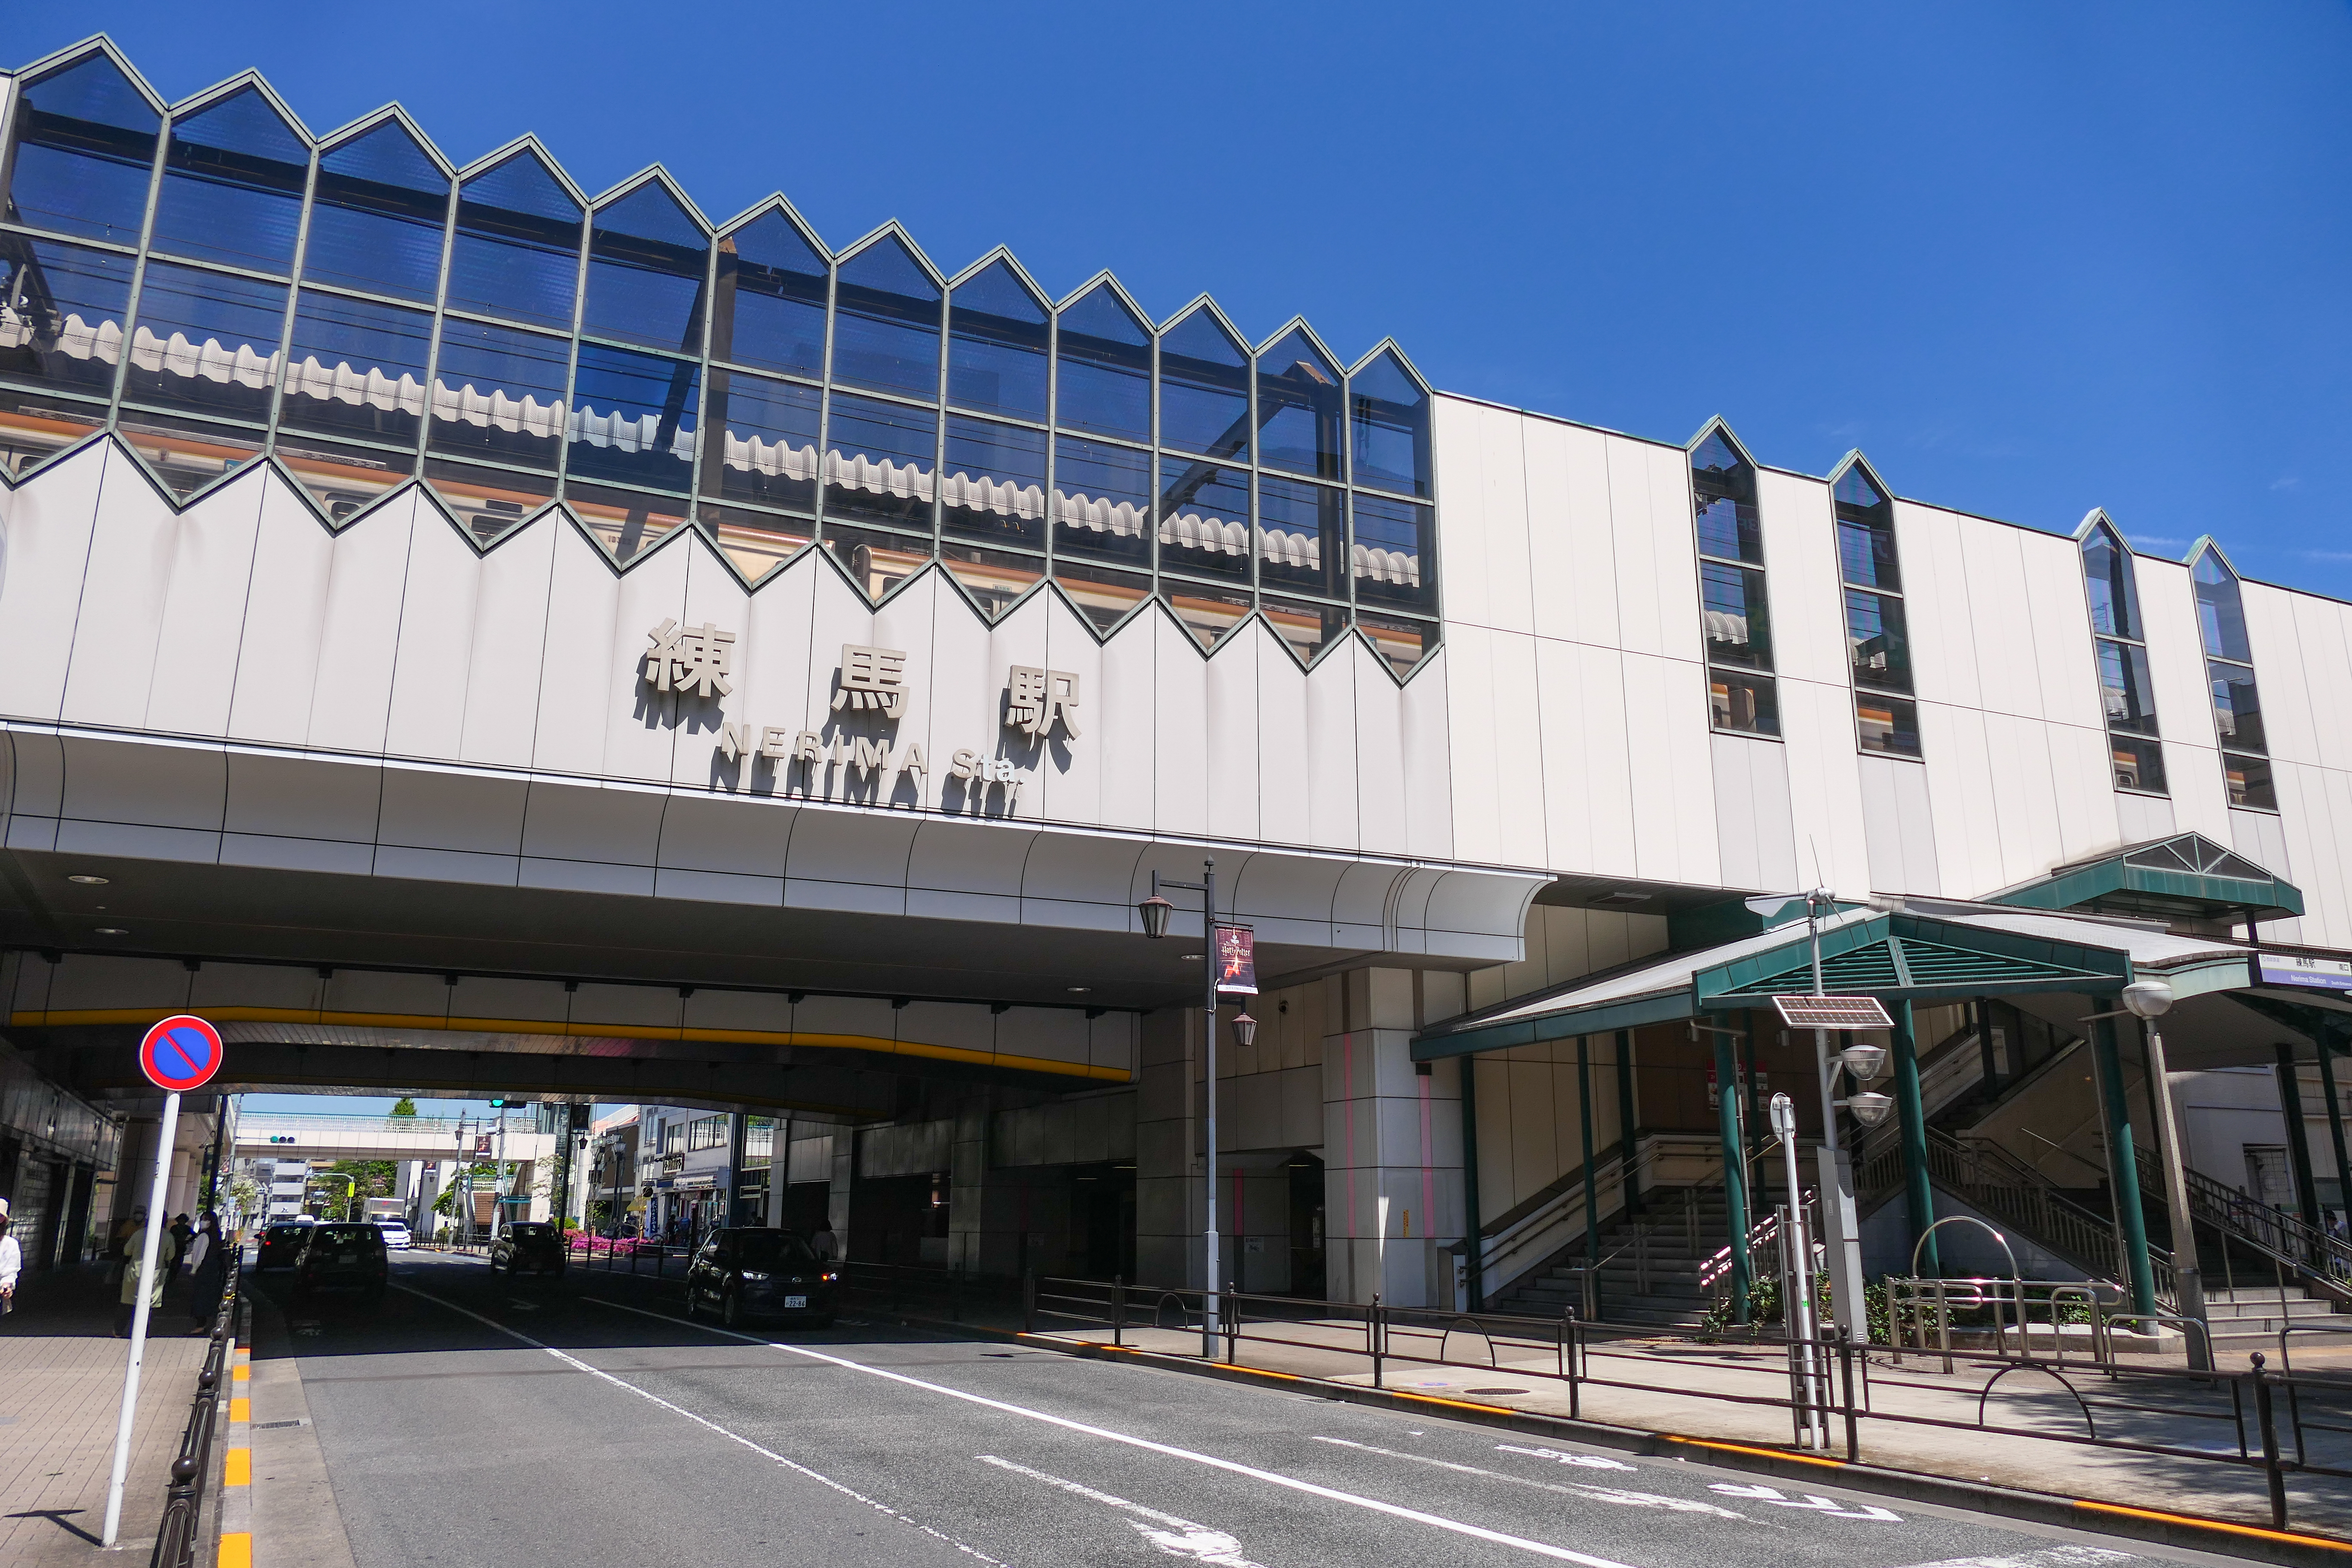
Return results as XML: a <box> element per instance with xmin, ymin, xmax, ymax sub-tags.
<box><xmin>808</xmin><ymin>1222</ymin><xmax>839</xmax><ymax>1263</ymax></box>
<box><xmin>114</xmin><ymin>1214</ymin><xmax>179</xmax><ymax>1337</ymax></box>
<box><xmin>0</xmin><ymin>1209</ymin><xmax>21</xmax><ymax>1322</ymax></box>
<box><xmin>186</xmin><ymin>1212</ymin><xmax>228</xmax><ymax>1329</ymax></box>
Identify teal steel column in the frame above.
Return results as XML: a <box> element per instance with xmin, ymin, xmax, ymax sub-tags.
<box><xmin>1889</xmin><ymin>999</ymin><xmax>1940</xmax><ymax>1277</ymax></box>
<box><xmin>1461</xmin><ymin>1054</ymin><xmax>1483</xmax><ymax>1311</ymax></box>
<box><xmin>1578</xmin><ymin>1037</ymin><xmax>1598</xmax><ymax>1266</ymax></box>
<box><xmin>2274</xmin><ymin>1042</ymin><xmax>2324</xmax><ymax>1235</ymax></box>
<box><xmin>2317</xmin><ymin>1022</ymin><xmax>2352</xmax><ymax>1225</ymax></box>
<box><xmin>1616</xmin><ymin>1029</ymin><xmax>1642</xmax><ymax>1214</ymax></box>
<box><xmin>2091</xmin><ymin>1008</ymin><xmax>2158</xmax><ymax>1317</ymax></box>
<box><xmin>1712</xmin><ymin>1021</ymin><xmax>1751</xmax><ymax>1324</ymax></box>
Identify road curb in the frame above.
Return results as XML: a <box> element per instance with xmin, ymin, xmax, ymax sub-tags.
<box><xmin>854</xmin><ymin>1304</ymin><xmax>2350</xmax><ymax>1568</ymax></box>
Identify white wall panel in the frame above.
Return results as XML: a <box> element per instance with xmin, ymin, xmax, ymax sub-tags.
<box><xmin>2243</xmin><ymin>582</ymin><xmax>2321</xmax><ymax>768</ymax></box>
<box><xmin>1604</xmin><ymin>438</ymin><xmax>1665</xmax><ymax>658</ymax></box>
<box><xmin>977</xmin><ymin>576</ymin><xmax>1047</xmax><ymax>820</ymax></box>
<box><xmin>1305</xmin><ymin>630</ymin><xmax>1361</xmax><ymax>851</ymax></box>
<box><xmin>1397</xmin><ymin>645</ymin><xmax>1453</xmax><ymax>863</ymax></box>
<box><xmin>1095</xmin><ymin>601</ymin><xmax>1157</xmax><ymax>833</ymax></box>
<box><xmin>1777</xmin><ymin>679</ymin><xmax>1871</xmax><ymax>899</ymax></box>
<box><xmin>1896</xmin><ymin>501</ymin><xmax>1981</xmax><ymax>714</ymax></box>
<box><xmin>151</xmin><ymin>468</ymin><xmax>268</xmax><ymax>740</ymax></box>
<box><xmin>305</xmin><ymin>490</ymin><xmax>415</xmax><ymax>754</ymax></box>
<box><xmin>2292</xmin><ymin>596</ymin><xmax>2352</xmax><ymax>774</ymax></box>
<box><xmin>1523</xmin><ymin>420</ymin><xmax>1613</xmax><ymax>646</ymax></box>
<box><xmin>1963</xmin><ymin>521</ymin><xmax>2044</xmax><ymax>720</ymax></box>
<box><xmin>597</xmin><ymin>530</ymin><xmax>691</xmax><ymax>784</ymax></box>
<box><xmin>1621</xmin><ymin>654</ymin><xmax>1682</xmax><ymax>879</ymax></box>
<box><xmin>1573</xmin><ymin>642</ymin><xmax>1637</xmax><ymax>877</ymax></box>
<box><xmin>1662</xmin><ymin>658</ymin><xmax>1721</xmax><ymax>887</ymax></box>
<box><xmin>1476</xmin><ymin>403</ymin><xmax>1536</xmax><ymax>636</ymax></box>
<box><xmin>1645</xmin><ymin>444</ymin><xmax>1704</xmax><ymax>664</ymax></box>
<box><xmin>1203</xmin><ymin>622</ymin><xmax>1261</xmax><ymax>845</ymax></box>
<box><xmin>1754</xmin><ymin>470</ymin><xmax>1845</xmax><ymax>687</ymax></box>
<box><xmin>1981</xmin><ymin>711</ymin><xmax>2063</xmax><ymax>889</ymax></box>
<box><xmin>2114</xmin><ymin>790</ymin><xmax>2175</xmax><ymax>844</ymax></box>
<box><xmin>1441</xmin><ymin>622</ymin><xmax>1498</xmax><ymax>866</ymax></box>
<box><xmin>2019</xmin><ymin>529</ymin><xmax>2105</xmax><ymax>730</ymax></box>
<box><xmin>60</xmin><ymin>450</ymin><xmax>184</xmax><ymax>729</ymax></box>
<box><xmin>1352</xmin><ymin>640</ymin><xmax>1406</xmax><ymax>856</ymax></box>
<box><xmin>1532</xmin><ymin>637</ymin><xmax>1594</xmax><ymax>874</ymax></box>
<box><xmin>1151</xmin><ymin>612</ymin><xmax>1208</xmax><ymax>838</ymax></box>
<box><xmin>1920</xmin><ymin>704</ymin><xmax>1998</xmax><ymax>897</ymax></box>
<box><xmin>223</xmin><ymin>752</ymin><xmax>380</xmax><ymax>842</ymax></box>
<box><xmin>383</xmin><ymin>505</ymin><xmax>485</xmax><ymax>762</ymax></box>
<box><xmin>1431</xmin><ymin>396</ymin><xmax>1491</xmax><ymax>630</ymax></box>
<box><xmin>2048</xmin><ymin>723</ymin><xmax>2125</xmax><ymax>864</ymax></box>
<box><xmin>924</xmin><ymin>568</ymin><xmax>998</xmax><ymax>817</ymax></box>
<box><xmin>1482</xmin><ymin>630</ymin><xmax>1544</xmax><ymax>867</ymax></box>
<box><xmin>0</xmin><ymin>442</ymin><xmax>107</xmax><ymax>722</ymax></box>
<box><xmin>457</xmin><ymin>505</ymin><xmax>560</xmax><ymax>771</ymax></box>
<box><xmin>1036</xmin><ymin>589</ymin><xmax>1107</xmax><ymax>830</ymax></box>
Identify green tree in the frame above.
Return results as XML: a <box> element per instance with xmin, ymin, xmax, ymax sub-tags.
<box><xmin>321</xmin><ymin>1158</ymin><xmax>397</xmax><ymax>1220</ymax></box>
<box><xmin>390</xmin><ymin>1097</ymin><xmax>419</xmax><ymax>1117</ymax></box>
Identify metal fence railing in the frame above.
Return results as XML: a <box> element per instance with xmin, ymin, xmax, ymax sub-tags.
<box><xmin>1023</xmin><ymin>1274</ymin><xmax>2350</xmax><ymax>1534</ymax></box>
<box><xmin>148</xmin><ymin>1263</ymin><xmax>240</xmax><ymax>1568</ymax></box>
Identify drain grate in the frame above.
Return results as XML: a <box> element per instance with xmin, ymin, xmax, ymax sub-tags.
<box><xmin>251</xmin><ymin>1418</ymin><xmax>309</xmax><ymax>1430</ymax></box>
<box><xmin>1463</xmin><ymin>1388</ymin><xmax>1529</xmax><ymax>1396</ymax></box>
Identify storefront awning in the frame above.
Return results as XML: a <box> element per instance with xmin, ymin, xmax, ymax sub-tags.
<box><xmin>1410</xmin><ymin>898</ymin><xmax>2256</xmax><ymax>1062</ymax></box>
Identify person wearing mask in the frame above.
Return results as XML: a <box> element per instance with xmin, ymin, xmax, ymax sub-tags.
<box><xmin>186</xmin><ymin>1212</ymin><xmax>229</xmax><ymax>1329</ymax></box>
<box><xmin>168</xmin><ymin>1213</ymin><xmax>194</xmax><ymax>1277</ymax></box>
<box><xmin>0</xmin><ymin>1208</ymin><xmax>21</xmax><ymax>1322</ymax></box>
<box><xmin>114</xmin><ymin>1212</ymin><xmax>179</xmax><ymax>1338</ymax></box>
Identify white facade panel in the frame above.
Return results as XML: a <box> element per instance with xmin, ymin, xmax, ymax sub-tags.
<box><xmin>0</xmin><ymin>442</ymin><xmax>107</xmax><ymax>723</ymax></box>
<box><xmin>1753</xmin><ymin>469</ymin><xmax>1846</xmax><ymax>687</ymax></box>
<box><xmin>60</xmin><ymin>451</ymin><xmax>185</xmax><ymax>731</ymax></box>
<box><xmin>304</xmin><ymin>491</ymin><xmax>416</xmax><ymax>755</ymax></box>
<box><xmin>152</xmin><ymin>468</ymin><xmax>268</xmax><ymax>741</ymax></box>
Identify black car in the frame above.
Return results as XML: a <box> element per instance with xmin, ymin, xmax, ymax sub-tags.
<box><xmin>254</xmin><ymin>1222</ymin><xmax>310</xmax><ymax>1272</ymax></box>
<box><xmin>292</xmin><ymin>1223</ymin><xmax>388</xmax><ymax>1306</ymax></box>
<box><xmin>685</xmin><ymin>1228</ymin><xmax>837</xmax><ymax>1329</ymax></box>
<box><xmin>489</xmin><ymin>1222</ymin><xmax>566</xmax><ymax>1277</ymax></box>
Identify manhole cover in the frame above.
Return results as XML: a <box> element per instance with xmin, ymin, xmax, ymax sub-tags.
<box><xmin>1464</xmin><ymin>1388</ymin><xmax>1529</xmax><ymax>1396</ymax></box>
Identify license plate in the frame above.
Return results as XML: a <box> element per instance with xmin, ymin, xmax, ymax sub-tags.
<box><xmin>784</xmin><ymin>1295</ymin><xmax>807</xmax><ymax>1309</ymax></box>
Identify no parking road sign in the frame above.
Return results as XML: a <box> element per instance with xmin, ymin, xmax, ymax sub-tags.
<box><xmin>138</xmin><ymin>1014</ymin><xmax>222</xmax><ymax>1092</ymax></box>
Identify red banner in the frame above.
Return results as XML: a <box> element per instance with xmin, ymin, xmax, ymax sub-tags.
<box><xmin>1215</xmin><ymin>925</ymin><xmax>1257</xmax><ymax>994</ymax></box>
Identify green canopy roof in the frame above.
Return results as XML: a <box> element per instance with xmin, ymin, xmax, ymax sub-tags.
<box><xmin>1988</xmin><ymin>831</ymin><xmax>2302</xmax><ymax>925</ymax></box>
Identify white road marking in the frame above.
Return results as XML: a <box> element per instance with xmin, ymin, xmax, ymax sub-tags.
<box><xmin>588</xmin><ymin>1295</ymin><xmax>1649</xmax><ymax>1568</ymax></box>
<box><xmin>1891</xmin><ymin>1551</ymin><xmax>2130</xmax><ymax>1568</ymax></box>
<box><xmin>1495</xmin><ymin>1443</ymin><xmax>1636</xmax><ymax>1472</ymax></box>
<box><xmin>978</xmin><ymin>1455</ymin><xmax>1265</xmax><ymax>1568</ymax></box>
<box><xmin>1708</xmin><ymin>1482</ymin><xmax>1900</xmax><ymax>1522</ymax></box>
<box><xmin>1311</xmin><ymin>1436</ymin><xmax>1749</xmax><ymax>1519</ymax></box>
<box><xmin>391</xmin><ymin>1285</ymin><xmax>1010</xmax><ymax>1565</ymax></box>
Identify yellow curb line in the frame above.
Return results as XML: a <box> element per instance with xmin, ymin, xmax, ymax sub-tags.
<box><xmin>218</xmin><ymin>1533</ymin><xmax>251</xmax><ymax>1568</ymax></box>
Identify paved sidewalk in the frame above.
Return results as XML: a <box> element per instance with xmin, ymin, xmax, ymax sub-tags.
<box><xmin>0</xmin><ymin>1262</ymin><xmax>213</xmax><ymax>1564</ymax></box>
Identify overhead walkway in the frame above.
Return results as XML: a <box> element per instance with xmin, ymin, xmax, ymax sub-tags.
<box><xmin>234</xmin><ymin>1112</ymin><xmax>557</xmax><ymax>1165</ymax></box>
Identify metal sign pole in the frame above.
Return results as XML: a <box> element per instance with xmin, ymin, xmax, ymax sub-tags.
<box><xmin>1202</xmin><ymin>861</ymin><xmax>1220</xmax><ymax>1361</ymax></box>
<box><xmin>101</xmin><ymin>1088</ymin><xmax>181</xmax><ymax>1546</ymax></box>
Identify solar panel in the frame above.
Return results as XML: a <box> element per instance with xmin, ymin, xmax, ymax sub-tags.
<box><xmin>1771</xmin><ymin>995</ymin><xmax>1893</xmax><ymax>1029</ymax></box>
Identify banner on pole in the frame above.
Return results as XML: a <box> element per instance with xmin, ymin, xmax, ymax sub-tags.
<box><xmin>1214</xmin><ymin>925</ymin><xmax>1257</xmax><ymax>994</ymax></box>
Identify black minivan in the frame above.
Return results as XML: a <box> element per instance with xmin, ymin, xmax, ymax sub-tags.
<box><xmin>685</xmin><ymin>1228</ymin><xmax>837</xmax><ymax>1329</ymax></box>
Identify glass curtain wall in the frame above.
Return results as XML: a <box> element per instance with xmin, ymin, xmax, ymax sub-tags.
<box><xmin>2190</xmin><ymin>543</ymin><xmax>2276</xmax><ymax>810</ymax></box>
<box><xmin>1834</xmin><ymin>460</ymin><xmax>1920</xmax><ymax>757</ymax></box>
<box><xmin>2078</xmin><ymin>518</ymin><xmax>2166</xmax><ymax>793</ymax></box>
<box><xmin>0</xmin><ymin>43</ymin><xmax>1440</xmax><ymax>674</ymax></box>
<box><xmin>1689</xmin><ymin>425</ymin><xmax>1777</xmax><ymax>735</ymax></box>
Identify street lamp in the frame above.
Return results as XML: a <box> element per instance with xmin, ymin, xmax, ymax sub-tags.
<box><xmin>1137</xmin><ymin>860</ymin><xmax>1250</xmax><ymax>1357</ymax></box>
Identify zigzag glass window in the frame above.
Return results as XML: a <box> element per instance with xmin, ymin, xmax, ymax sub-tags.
<box><xmin>2079</xmin><ymin>519</ymin><xmax>2166</xmax><ymax>793</ymax></box>
<box><xmin>448</xmin><ymin>149</ymin><xmax>582</xmax><ymax>331</ymax></box>
<box><xmin>0</xmin><ymin>42</ymin><xmax>1440</xmax><ymax>670</ymax></box>
<box><xmin>1835</xmin><ymin>462</ymin><xmax>1919</xmax><ymax>756</ymax></box>
<box><xmin>3</xmin><ymin>52</ymin><xmax>157</xmax><ymax>246</ymax></box>
<box><xmin>2192</xmin><ymin>545</ymin><xmax>2275</xmax><ymax>810</ymax></box>
<box><xmin>150</xmin><ymin>87</ymin><xmax>306</xmax><ymax>275</ymax></box>
<box><xmin>1690</xmin><ymin>428</ymin><xmax>1778</xmax><ymax>736</ymax></box>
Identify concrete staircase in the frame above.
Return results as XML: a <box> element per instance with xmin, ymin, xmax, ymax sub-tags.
<box><xmin>1494</xmin><ymin>1190</ymin><xmax>1730</xmax><ymax>1330</ymax></box>
<box><xmin>2201</xmin><ymin>1284</ymin><xmax>2346</xmax><ymax>1339</ymax></box>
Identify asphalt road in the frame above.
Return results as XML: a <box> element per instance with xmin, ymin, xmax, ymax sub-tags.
<box><xmin>242</xmin><ymin>1251</ymin><xmax>2236</xmax><ymax>1568</ymax></box>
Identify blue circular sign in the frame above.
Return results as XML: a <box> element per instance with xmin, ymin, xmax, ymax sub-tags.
<box><xmin>139</xmin><ymin>1015</ymin><xmax>222</xmax><ymax>1092</ymax></box>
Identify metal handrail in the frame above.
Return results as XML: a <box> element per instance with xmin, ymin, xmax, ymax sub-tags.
<box><xmin>1476</xmin><ymin>1132</ymin><xmax>1719</xmax><ymax>1295</ymax></box>
<box><xmin>149</xmin><ymin>1265</ymin><xmax>240</xmax><ymax>1568</ymax></box>
<box><xmin>2135</xmin><ymin>1142</ymin><xmax>2352</xmax><ymax>1303</ymax></box>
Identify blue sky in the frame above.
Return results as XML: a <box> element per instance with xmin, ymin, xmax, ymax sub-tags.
<box><xmin>21</xmin><ymin>2</ymin><xmax>2350</xmax><ymax>606</ymax></box>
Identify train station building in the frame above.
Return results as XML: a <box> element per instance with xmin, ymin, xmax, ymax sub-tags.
<box><xmin>6</xmin><ymin>36</ymin><xmax>2352</xmax><ymax>1330</ymax></box>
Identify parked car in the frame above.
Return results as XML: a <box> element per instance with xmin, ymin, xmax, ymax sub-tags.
<box><xmin>374</xmin><ymin>1220</ymin><xmax>411</xmax><ymax>1251</ymax></box>
<box><xmin>292</xmin><ymin>1223</ymin><xmax>388</xmax><ymax>1306</ymax></box>
<box><xmin>489</xmin><ymin>1222</ymin><xmax>566</xmax><ymax>1277</ymax></box>
<box><xmin>255</xmin><ymin>1222</ymin><xmax>309</xmax><ymax>1272</ymax></box>
<box><xmin>685</xmin><ymin>1228</ymin><xmax>838</xmax><ymax>1329</ymax></box>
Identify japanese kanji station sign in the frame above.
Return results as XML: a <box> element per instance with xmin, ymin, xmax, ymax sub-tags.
<box><xmin>642</xmin><ymin>623</ymin><xmax>1081</xmax><ymax>814</ymax></box>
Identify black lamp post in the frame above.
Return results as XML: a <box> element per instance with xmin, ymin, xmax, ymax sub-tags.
<box><xmin>1139</xmin><ymin>859</ymin><xmax>1254</xmax><ymax>1357</ymax></box>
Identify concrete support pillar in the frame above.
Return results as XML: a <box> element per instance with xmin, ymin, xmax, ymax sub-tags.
<box><xmin>2092</xmin><ymin>1008</ymin><xmax>2157</xmax><ymax>1317</ymax></box>
<box><xmin>1712</xmin><ymin>1021</ymin><xmax>1751</xmax><ymax>1323</ymax></box>
<box><xmin>766</xmin><ymin>1116</ymin><xmax>791</xmax><ymax>1228</ymax></box>
<box><xmin>1323</xmin><ymin>969</ymin><xmax>1461</xmax><ymax>1308</ymax></box>
<box><xmin>947</xmin><ymin>1093</ymin><xmax>995</xmax><ymax>1275</ymax></box>
<box><xmin>828</xmin><ymin>1130</ymin><xmax>855</xmax><ymax>1259</ymax></box>
<box><xmin>1890</xmin><ymin>998</ymin><xmax>1940</xmax><ymax>1277</ymax></box>
<box><xmin>1134</xmin><ymin>1007</ymin><xmax>1202</xmax><ymax>1288</ymax></box>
